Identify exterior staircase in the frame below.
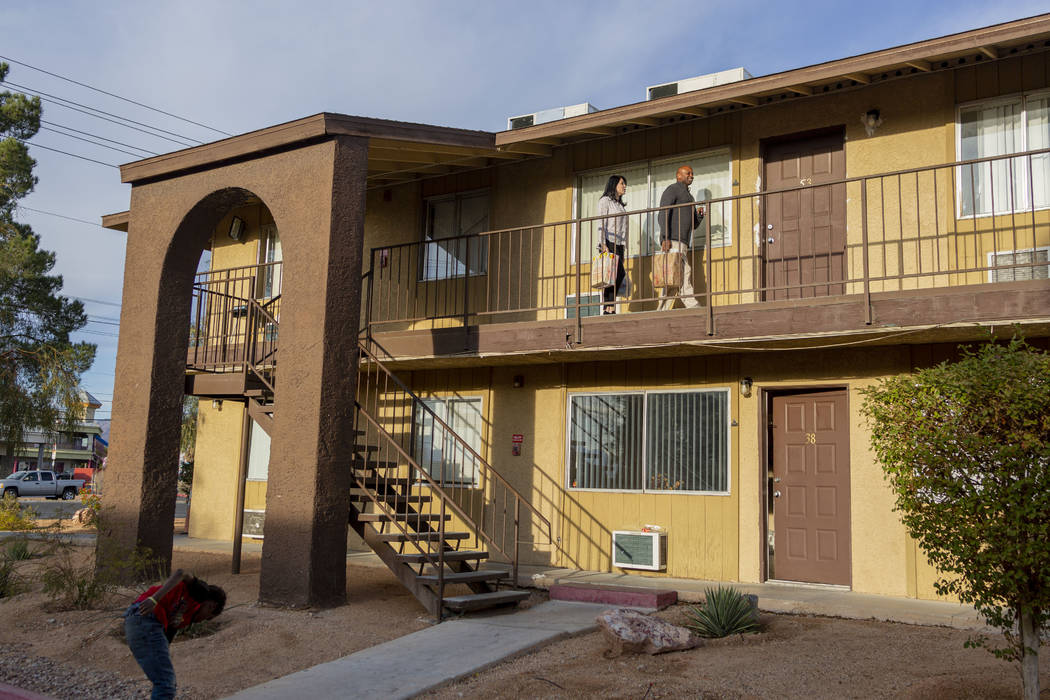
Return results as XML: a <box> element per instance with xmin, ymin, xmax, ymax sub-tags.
<box><xmin>187</xmin><ymin>265</ymin><xmax>551</xmax><ymax>619</ymax></box>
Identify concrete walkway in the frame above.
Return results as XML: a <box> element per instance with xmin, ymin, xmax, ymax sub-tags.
<box><xmin>225</xmin><ymin>600</ymin><xmax>620</xmax><ymax>700</ymax></box>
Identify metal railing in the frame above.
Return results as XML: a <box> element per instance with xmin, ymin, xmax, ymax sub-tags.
<box><xmin>365</xmin><ymin>148</ymin><xmax>1050</xmax><ymax>339</ymax></box>
<box><xmin>354</xmin><ymin>340</ymin><xmax>552</xmax><ymax>599</ymax></box>
<box><xmin>188</xmin><ymin>262</ymin><xmax>283</xmax><ymax>374</ymax></box>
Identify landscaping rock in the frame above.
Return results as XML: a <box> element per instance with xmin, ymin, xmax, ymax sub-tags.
<box><xmin>596</xmin><ymin>608</ymin><xmax>702</xmax><ymax>657</ymax></box>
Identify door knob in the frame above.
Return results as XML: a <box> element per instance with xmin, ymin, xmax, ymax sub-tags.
<box><xmin>773</xmin><ymin>490</ymin><xmax>782</xmax><ymax>498</ymax></box>
<box><xmin>767</xmin><ymin>237</ymin><xmax>775</xmax><ymax>244</ymax></box>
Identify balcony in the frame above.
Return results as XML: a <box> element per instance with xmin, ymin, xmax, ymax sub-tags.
<box><xmin>187</xmin><ymin>151</ymin><xmax>1050</xmax><ymax>376</ymax></box>
<box><xmin>364</xmin><ymin>149</ymin><xmax>1050</xmax><ymax>365</ymax></box>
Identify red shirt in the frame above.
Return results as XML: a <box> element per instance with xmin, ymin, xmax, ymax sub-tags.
<box><xmin>135</xmin><ymin>582</ymin><xmax>201</xmax><ymax>632</ymax></box>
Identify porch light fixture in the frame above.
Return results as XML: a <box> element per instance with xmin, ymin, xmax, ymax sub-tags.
<box><xmin>740</xmin><ymin>377</ymin><xmax>753</xmax><ymax>398</ymax></box>
<box><xmin>228</xmin><ymin>216</ymin><xmax>245</xmax><ymax>241</ymax></box>
<box><xmin>212</xmin><ymin>399</ymin><xmax>223</xmax><ymax>411</ymax></box>
<box><xmin>862</xmin><ymin>109</ymin><xmax>882</xmax><ymax>137</ymax></box>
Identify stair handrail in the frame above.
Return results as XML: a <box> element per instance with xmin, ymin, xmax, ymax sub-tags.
<box><xmin>243</xmin><ymin>296</ymin><xmax>279</xmax><ymax>395</ymax></box>
<box><xmin>357</xmin><ymin>340</ymin><xmax>553</xmax><ymax>558</ymax></box>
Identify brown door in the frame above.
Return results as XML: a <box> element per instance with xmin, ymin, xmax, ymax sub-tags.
<box><xmin>763</xmin><ymin>130</ymin><xmax>846</xmax><ymax>300</ymax></box>
<box><xmin>770</xmin><ymin>390</ymin><xmax>851</xmax><ymax>585</ymax></box>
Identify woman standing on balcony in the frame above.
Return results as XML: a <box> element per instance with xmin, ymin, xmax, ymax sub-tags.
<box><xmin>597</xmin><ymin>175</ymin><xmax>629</xmax><ymax>314</ymax></box>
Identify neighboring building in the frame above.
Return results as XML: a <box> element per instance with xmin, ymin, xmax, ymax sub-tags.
<box><xmin>101</xmin><ymin>15</ymin><xmax>1050</xmax><ymax>613</ymax></box>
<box><xmin>0</xmin><ymin>391</ymin><xmax>106</xmax><ymax>485</ymax></box>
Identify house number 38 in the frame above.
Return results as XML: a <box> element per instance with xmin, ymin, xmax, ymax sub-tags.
<box><xmin>805</xmin><ymin>433</ymin><xmax>817</xmax><ymax>444</ymax></box>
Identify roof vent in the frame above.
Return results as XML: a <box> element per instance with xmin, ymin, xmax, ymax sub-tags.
<box><xmin>647</xmin><ymin>67</ymin><xmax>753</xmax><ymax>100</ymax></box>
<box><xmin>507</xmin><ymin>102</ymin><xmax>598</xmax><ymax>130</ymax></box>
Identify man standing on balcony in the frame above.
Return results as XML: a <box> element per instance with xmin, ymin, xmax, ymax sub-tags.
<box><xmin>657</xmin><ymin>166</ymin><xmax>705</xmax><ymax>311</ymax></box>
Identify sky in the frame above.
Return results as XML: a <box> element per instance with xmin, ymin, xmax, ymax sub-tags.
<box><xmin>1</xmin><ymin>0</ymin><xmax>1046</xmax><ymax>420</ymax></box>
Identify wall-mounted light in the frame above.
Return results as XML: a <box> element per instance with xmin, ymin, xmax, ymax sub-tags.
<box><xmin>228</xmin><ymin>216</ymin><xmax>245</xmax><ymax>241</ymax></box>
<box><xmin>740</xmin><ymin>377</ymin><xmax>753</xmax><ymax>398</ymax></box>
<box><xmin>513</xmin><ymin>374</ymin><xmax>525</xmax><ymax>388</ymax></box>
<box><xmin>212</xmin><ymin>399</ymin><xmax>223</xmax><ymax>411</ymax></box>
<box><xmin>862</xmin><ymin>108</ymin><xmax>882</xmax><ymax>137</ymax></box>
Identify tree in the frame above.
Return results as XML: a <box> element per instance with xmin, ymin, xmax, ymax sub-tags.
<box><xmin>178</xmin><ymin>396</ymin><xmax>198</xmax><ymax>495</ymax></box>
<box><xmin>0</xmin><ymin>62</ymin><xmax>95</xmax><ymax>471</ymax></box>
<box><xmin>861</xmin><ymin>338</ymin><xmax>1050</xmax><ymax>700</ymax></box>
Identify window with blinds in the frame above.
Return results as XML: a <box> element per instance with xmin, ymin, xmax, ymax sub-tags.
<box><xmin>957</xmin><ymin>92</ymin><xmax>1050</xmax><ymax>217</ymax></box>
<box><xmin>413</xmin><ymin>396</ymin><xmax>483</xmax><ymax>486</ymax></box>
<box><xmin>567</xmin><ymin>389</ymin><xmax>729</xmax><ymax>494</ymax></box>
<box><xmin>573</xmin><ymin>148</ymin><xmax>732</xmax><ymax>262</ymax></box>
<box><xmin>422</xmin><ymin>191</ymin><xmax>489</xmax><ymax>280</ymax></box>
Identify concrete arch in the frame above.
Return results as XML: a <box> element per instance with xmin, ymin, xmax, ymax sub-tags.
<box><xmin>101</xmin><ymin>136</ymin><xmax>370</xmax><ymax>607</ymax></box>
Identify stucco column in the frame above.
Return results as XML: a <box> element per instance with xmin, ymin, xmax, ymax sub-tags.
<box><xmin>258</xmin><ymin>135</ymin><xmax>368</xmax><ymax>607</ymax></box>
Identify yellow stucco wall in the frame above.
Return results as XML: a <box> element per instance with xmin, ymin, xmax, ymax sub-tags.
<box><xmin>189</xmin><ymin>401</ymin><xmax>244</xmax><ymax>540</ymax></box>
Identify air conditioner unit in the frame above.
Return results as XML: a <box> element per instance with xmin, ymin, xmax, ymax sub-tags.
<box><xmin>647</xmin><ymin>67</ymin><xmax>753</xmax><ymax>101</ymax></box>
<box><xmin>508</xmin><ymin>102</ymin><xmax>598</xmax><ymax>130</ymax></box>
<box><xmin>612</xmin><ymin>530</ymin><xmax>667</xmax><ymax>571</ymax></box>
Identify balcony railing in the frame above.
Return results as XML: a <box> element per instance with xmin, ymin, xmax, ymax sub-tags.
<box><xmin>364</xmin><ymin>148</ymin><xmax>1050</xmax><ymax>339</ymax></box>
<box><xmin>189</xmin><ymin>261</ymin><xmax>282</xmax><ymax>374</ymax></box>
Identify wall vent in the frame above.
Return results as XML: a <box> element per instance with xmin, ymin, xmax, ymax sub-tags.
<box><xmin>647</xmin><ymin>67</ymin><xmax>753</xmax><ymax>101</ymax></box>
<box><xmin>508</xmin><ymin>102</ymin><xmax>598</xmax><ymax>130</ymax></box>
<box><xmin>988</xmin><ymin>247</ymin><xmax>1050</xmax><ymax>282</ymax></box>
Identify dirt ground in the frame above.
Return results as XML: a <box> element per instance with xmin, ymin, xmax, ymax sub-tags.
<box><xmin>424</xmin><ymin>604</ymin><xmax>1049</xmax><ymax>700</ymax></box>
<box><xmin>0</xmin><ymin>522</ymin><xmax>1046</xmax><ymax>699</ymax></box>
<box><xmin>0</xmin><ymin>530</ymin><xmax>432</xmax><ymax>699</ymax></box>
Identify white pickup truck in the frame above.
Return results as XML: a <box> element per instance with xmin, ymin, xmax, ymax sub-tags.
<box><xmin>0</xmin><ymin>471</ymin><xmax>85</xmax><ymax>500</ymax></box>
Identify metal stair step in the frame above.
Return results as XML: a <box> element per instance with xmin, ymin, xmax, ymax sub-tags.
<box><xmin>356</xmin><ymin>477</ymin><xmax>412</xmax><ymax>489</ymax></box>
<box><xmin>357</xmin><ymin>512</ymin><xmax>450</xmax><ymax>523</ymax></box>
<box><xmin>351</xmin><ymin>459</ymin><xmax>401</xmax><ymax>471</ymax></box>
<box><xmin>349</xmin><ymin>493</ymin><xmax>432</xmax><ymax>504</ymax></box>
<box><xmin>442</xmin><ymin>590</ymin><xmax>531</xmax><ymax>612</ymax></box>
<box><xmin>417</xmin><ymin>569</ymin><xmax>508</xmax><ymax>585</ymax></box>
<box><xmin>353</xmin><ymin>444</ymin><xmax>380</xmax><ymax>454</ymax></box>
<box><xmin>397</xmin><ymin>550</ymin><xmax>488</xmax><ymax>564</ymax></box>
<box><xmin>374</xmin><ymin>531</ymin><xmax>469</xmax><ymax>542</ymax></box>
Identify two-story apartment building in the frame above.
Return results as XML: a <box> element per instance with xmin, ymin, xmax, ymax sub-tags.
<box><xmin>101</xmin><ymin>14</ymin><xmax>1050</xmax><ymax>614</ymax></box>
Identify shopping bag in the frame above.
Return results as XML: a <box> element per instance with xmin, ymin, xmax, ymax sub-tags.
<box><xmin>591</xmin><ymin>251</ymin><xmax>618</xmax><ymax>289</ymax></box>
<box><xmin>652</xmin><ymin>250</ymin><xmax>683</xmax><ymax>288</ymax></box>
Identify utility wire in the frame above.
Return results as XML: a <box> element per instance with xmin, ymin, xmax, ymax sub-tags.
<box><xmin>3</xmin><ymin>80</ymin><xmax>202</xmax><ymax>146</ymax></box>
<box><xmin>0</xmin><ymin>55</ymin><xmax>231</xmax><ymax>136</ymax></box>
<box><xmin>39</xmin><ymin>126</ymin><xmax>148</xmax><ymax>159</ymax></box>
<box><xmin>41</xmin><ymin>120</ymin><xmax>158</xmax><ymax>156</ymax></box>
<box><xmin>72</xmin><ymin>297</ymin><xmax>121</xmax><ymax>308</ymax></box>
<box><xmin>15</xmin><ymin>204</ymin><xmax>113</xmax><ymax>228</ymax></box>
<box><xmin>15</xmin><ymin>138</ymin><xmax>119</xmax><ymax>168</ymax></box>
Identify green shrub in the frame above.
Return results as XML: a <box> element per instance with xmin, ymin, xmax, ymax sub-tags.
<box><xmin>40</xmin><ymin>551</ymin><xmax>109</xmax><ymax>610</ymax></box>
<box><xmin>0</xmin><ymin>495</ymin><xmax>36</xmax><ymax>531</ymax></box>
<box><xmin>4</xmin><ymin>537</ymin><xmax>34</xmax><ymax>561</ymax></box>
<box><xmin>685</xmin><ymin>586</ymin><xmax>760</xmax><ymax>638</ymax></box>
<box><xmin>0</xmin><ymin>559</ymin><xmax>23</xmax><ymax>598</ymax></box>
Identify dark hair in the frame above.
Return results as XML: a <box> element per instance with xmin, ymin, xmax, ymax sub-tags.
<box><xmin>186</xmin><ymin>577</ymin><xmax>227</xmax><ymax>616</ymax></box>
<box><xmin>601</xmin><ymin>175</ymin><xmax>626</xmax><ymax>205</ymax></box>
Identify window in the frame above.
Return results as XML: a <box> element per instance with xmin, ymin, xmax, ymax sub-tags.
<box><xmin>957</xmin><ymin>93</ymin><xmax>1050</xmax><ymax>216</ymax></box>
<box><xmin>567</xmin><ymin>389</ymin><xmax>729</xmax><ymax>494</ymax></box>
<box><xmin>257</xmin><ymin>223</ymin><xmax>282</xmax><ymax>299</ymax></box>
<box><xmin>413</xmin><ymin>396</ymin><xmax>483</xmax><ymax>485</ymax></box>
<box><xmin>988</xmin><ymin>247</ymin><xmax>1050</xmax><ymax>282</ymax></box>
<box><xmin>247</xmin><ymin>420</ymin><xmax>270</xmax><ymax>481</ymax></box>
<box><xmin>574</xmin><ymin>148</ymin><xmax>733</xmax><ymax>261</ymax></box>
<box><xmin>565</xmin><ymin>293</ymin><xmax>603</xmax><ymax>318</ymax></box>
<box><xmin>423</xmin><ymin>191</ymin><xmax>489</xmax><ymax>280</ymax></box>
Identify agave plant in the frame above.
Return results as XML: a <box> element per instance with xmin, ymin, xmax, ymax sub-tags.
<box><xmin>685</xmin><ymin>585</ymin><xmax>760</xmax><ymax>638</ymax></box>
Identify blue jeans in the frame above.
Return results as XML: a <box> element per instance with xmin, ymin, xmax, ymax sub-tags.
<box><xmin>124</xmin><ymin>602</ymin><xmax>176</xmax><ymax>700</ymax></box>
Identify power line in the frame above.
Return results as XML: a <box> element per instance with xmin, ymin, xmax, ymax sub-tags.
<box><xmin>16</xmin><ymin>138</ymin><xmax>119</xmax><ymax>168</ymax></box>
<box><xmin>41</xmin><ymin>119</ymin><xmax>158</xmax><ymax>155</ymax></box>
<box><xmin>76</xmin><ymin>329</ymin><xmax>119</xmax><ymax>338</ymax></box>
<box><xmin>72</xmin><ymin>296</ymin><xmax>121</xmax><ymax>308</ymax></box>
<box><xmin>40</xmin><ymin>125</ymin><xmax>151</xmax><ymax>159</ymax></box>
<box><xmin>86</xmin><ymin>318</ymin><xmax>120</xmax><ymax>327</ymax></box>
<box><xmin>87</xmin><ymin>314</ymin><xmax>120</xmax><ymax>323</ymax></box>
<box><xmin>3</xmin><ymin>80</ymin><xmax>202</xmax><ymax>146</ymax></box>
<box><xmin>0</xmin><ymin>55</ymin><xmax>231</xmax><ymax>137</ymax></box>
<box><xmin>4</xmin><ymin>81</ymin><xmax>196</xmax><ymax>149</ymax></box>
<box><xmin>15</xmin><ymin>204</ymin><xmax>114</xmax><ymax>229</ymax></box>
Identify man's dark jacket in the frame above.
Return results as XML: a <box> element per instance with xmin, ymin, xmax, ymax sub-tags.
<box><xmin>658</xmin><ymin>181</ymin><xmax>703</xmax><ymax>245</ymax></box>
